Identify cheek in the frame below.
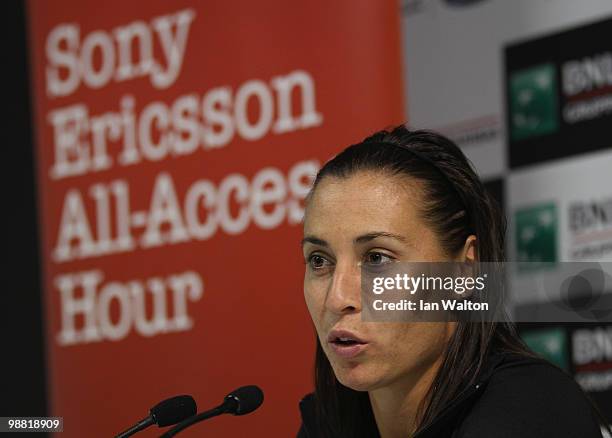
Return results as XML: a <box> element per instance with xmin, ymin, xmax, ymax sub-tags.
<box><xmin>386</xmin><ymin>323</ymin><xmax>448</xmax><ymax>369</ymax></box>
<box><xmin>303</xmin><ymin>277</ymin><xmax>325</xmax><ymax>325</ymax></box>
<box><xmin>365</xmin><ymin>323</ymin><xmax>448</xmax><ymax>379</ymax></box>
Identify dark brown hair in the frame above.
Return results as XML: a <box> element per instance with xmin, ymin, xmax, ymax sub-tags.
<box><xmin>305</xmin><ymin>125</ymin><xmax>609</xmax><ymax>437</ymax></box>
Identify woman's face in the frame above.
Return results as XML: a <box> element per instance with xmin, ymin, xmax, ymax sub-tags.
<box><xmin>302</xmin><ymin>170</ymin><xmax>469</xmax><ymax>392</ymax></box>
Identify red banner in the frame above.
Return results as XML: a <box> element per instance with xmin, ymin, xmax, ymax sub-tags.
<box><xmin>26</xmin><ymin>0</ymin><xmax>405</xmax><ymax>436</ymax></box>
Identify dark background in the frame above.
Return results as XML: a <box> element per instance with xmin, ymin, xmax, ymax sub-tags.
<box><xmin>2</xmin><ymin>0</ymin><xmax>48</xmax><ymax>423</ymax></box>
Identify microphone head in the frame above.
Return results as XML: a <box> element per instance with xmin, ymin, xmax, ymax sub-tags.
<box><xmin>223</xmin><ymin>385</ymin><xmax>264</xmax><ymax>416</ymax></box>
<box><xmin>150</xmin><ymin>395</ymin><xmax>197</xmax><ymax>427</ymax></box>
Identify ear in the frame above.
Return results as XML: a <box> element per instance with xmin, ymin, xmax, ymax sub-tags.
<box><xmin>458</xmin><ymin>235</ymin><xmax>477</xmax><ymax>262</ymax></box>
<box><xmin>455</xmin><ymin>235</ymin><xmax>478</xmax><ymax>301</ymax></box>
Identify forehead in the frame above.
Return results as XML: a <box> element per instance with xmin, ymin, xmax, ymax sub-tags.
<box><xmin>304</xmin><ymin>171</ymin><xmax>425</xmax><ymax>236</ymax></box>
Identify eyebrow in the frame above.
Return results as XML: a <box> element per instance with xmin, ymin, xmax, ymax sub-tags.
<box><xmin>300</xmin><ymin>231</ymin><xmax>409</xmax><ymax>248</ymax></box>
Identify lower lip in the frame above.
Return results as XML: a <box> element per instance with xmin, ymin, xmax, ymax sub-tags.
<box><xmin>329</xmin><ymin>342</ymin><xmax>368</xmax><ymax>359</ymax></box>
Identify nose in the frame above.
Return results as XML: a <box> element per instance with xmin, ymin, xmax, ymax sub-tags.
<box><xmin>325</xmin><ymin>260</ymin><xmax>362</xmax><ymax>315</ymax></box>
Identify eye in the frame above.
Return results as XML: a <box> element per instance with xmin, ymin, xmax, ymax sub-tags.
<box><xmin>306</xmin><ymin>254</ymin><xmax>332</xmax><ymax>271</ymax></box>
<box><xmin>364</xmin><ymin>251</ymin><xmax>395</xmax><ymax>266</ymax></box>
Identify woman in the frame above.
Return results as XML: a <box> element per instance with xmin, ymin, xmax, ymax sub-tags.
<box><xmin>297</xmin><ymin>125</ymin><xmax>610</xmax><ymax>437</ymax></box>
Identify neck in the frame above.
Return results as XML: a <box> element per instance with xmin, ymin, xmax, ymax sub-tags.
<box><xmin>368</xmin><ymin>354</ymin><xmax>444</xmax><ymax>438</ymax></box>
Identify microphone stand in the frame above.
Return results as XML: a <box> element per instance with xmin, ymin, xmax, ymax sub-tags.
<box><xmin>160</xmin><ymin>405</ymin><xmax>225</xmax><ymax>438</ymax></box>
<box><xmin>116</xmin><ymin>416</ymin><xmax>155</xmax><ymax>438</ymax></box>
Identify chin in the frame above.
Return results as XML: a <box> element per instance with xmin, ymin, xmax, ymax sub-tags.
<box><xmin>332</xmin><ymin>362</ymin><xmax>382</xmax><ymax>392</ymax></box>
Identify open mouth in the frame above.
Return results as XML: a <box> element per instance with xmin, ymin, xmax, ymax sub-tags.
<box><xmin>332</xmin><ymin>337</ymin><xmax>363</xmax><ymax>346</ymax></box>
<box><xmin>327</xmin><ymin>329</ymin><xmax>367</xmax><ymax>346</ymax></box>
<box><xmin>327</xmin><ymin>331</ymin><xmax>368</xmax><ymax>358</ymax></box>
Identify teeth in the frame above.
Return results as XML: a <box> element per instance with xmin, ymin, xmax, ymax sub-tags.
<box><xmin>339</xmin><ymin>337</ymin><xmax>353</xmax><ymax>342</ymax></box>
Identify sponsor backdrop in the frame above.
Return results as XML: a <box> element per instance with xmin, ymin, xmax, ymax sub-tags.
<box><xmin>402</xmin><ymin>0</ymin><xmax>612</xmax><ymax>423</ymax></box>
<box><xmin>24</xmin><ymin>0</ymin><xmax>612</xmax><ymax>434</ymax></box>
<box><xmin>26</xmin><ymin>1</ymin><xmax>404</xmax><ymax>436</ymax></box>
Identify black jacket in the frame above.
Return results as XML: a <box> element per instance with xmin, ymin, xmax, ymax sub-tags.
<box><xmin>297</xmin><ymin>351</ymin><xmax>606</xmax><ymax>437</ymax></box>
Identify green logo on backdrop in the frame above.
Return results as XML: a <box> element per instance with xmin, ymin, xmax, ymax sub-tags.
<box><xmin>515</xmin><ymin>202</ymin><xmax>558</xmax><ymax>267</ymax></box>
<box><xmin>509</xmin><ymin>63</ymin><xmax>559</xmax><ymax>141</ymax></box>
<box><xmin>521</xmin><ymin>327</ymin><xmax>568</xmax><ymax>370</ymax></box>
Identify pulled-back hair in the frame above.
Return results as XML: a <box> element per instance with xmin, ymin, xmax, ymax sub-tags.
<box><xmin>306</xmin><ymin>125</ymin><xmax>552</xmax><ymax>436</ymax></box>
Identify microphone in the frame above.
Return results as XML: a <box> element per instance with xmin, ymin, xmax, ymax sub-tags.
<box><xmin>160</xmin><ymin>385</ymin><xmax>264</xmax><ymax>437</ymax></box>
<box><xmin>223</xmin><ymin>385</ymin><xmax>264</xmax><ymax>415</ymax></box>
<box><xmin>115</xmin><ymin>395</ymin><xmax>197</xmax><ymax>438</ymax></box>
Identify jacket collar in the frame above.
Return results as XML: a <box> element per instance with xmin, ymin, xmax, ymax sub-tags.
<box><xmin>412</xmin><ymin>351</ymin><xmax>509</xmax><ymax>437</ymax></box>
<box><xmin>299</xmin><ymin>351</ymin><xmax>512</xmax><ymax>438</ymax></box>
